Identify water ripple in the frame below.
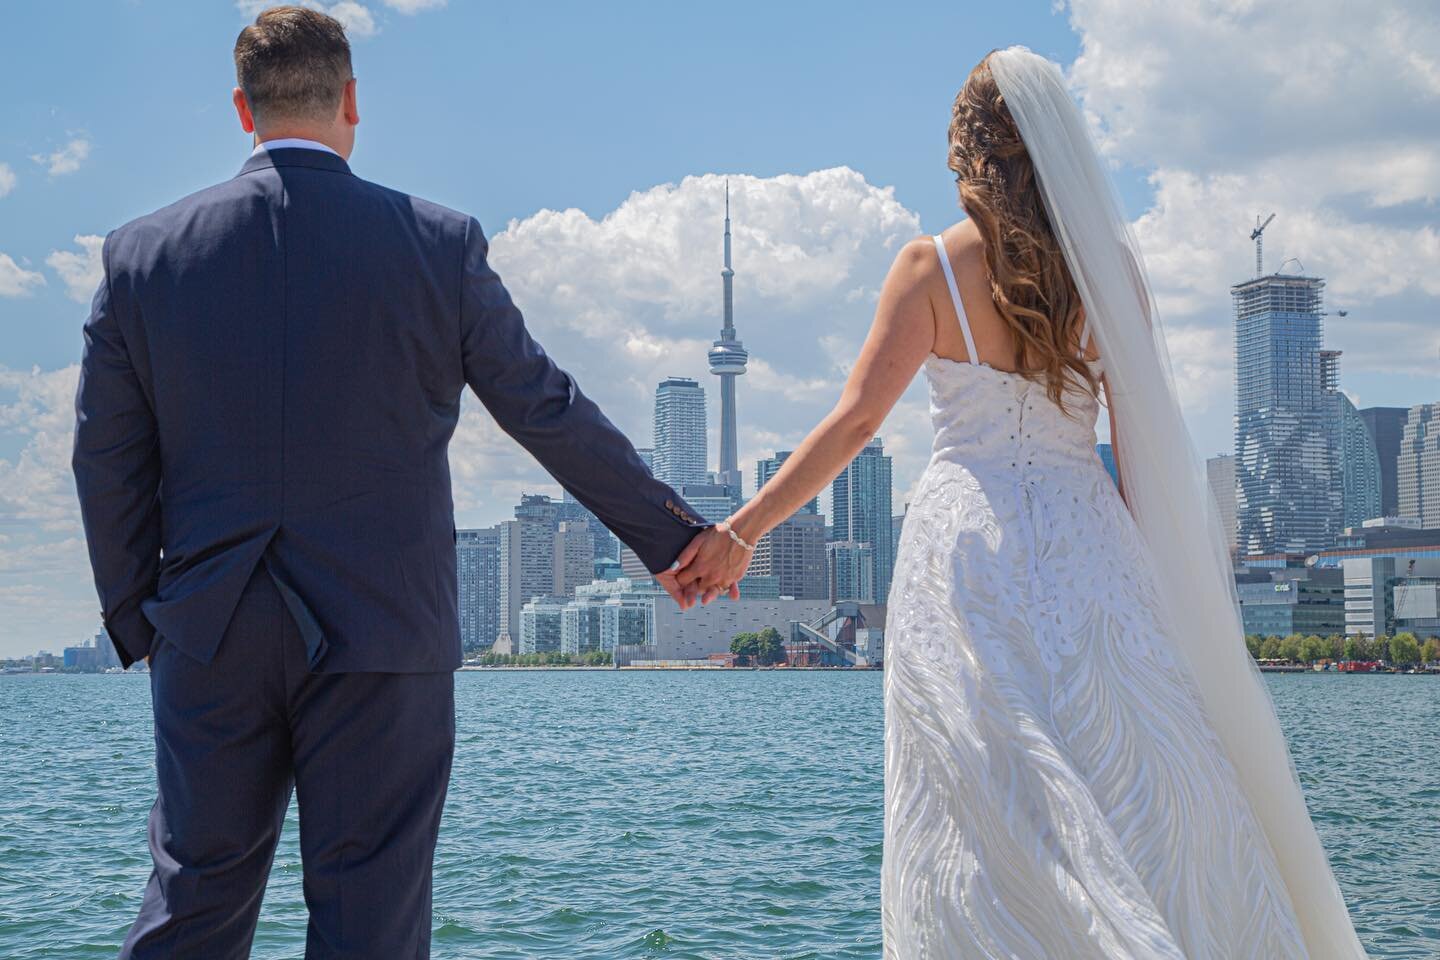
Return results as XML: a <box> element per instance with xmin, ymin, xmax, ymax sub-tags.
<box><xmin>0</xmin><ymin>671</ymin><xmax>1433</xmax><ymax>956</ymax></box>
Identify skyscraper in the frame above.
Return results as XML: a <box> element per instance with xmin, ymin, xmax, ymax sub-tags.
<box><xmin>559</xmin><ymin>490</ymin><xmax>617</xmax><ymax>561</ymax></box>
<box><xmin>1398</xmin><ymin>403</ymin><xmax>1440</xmax><ymax>527</ymax></box>
<box><xmin>1205</xmin><ymin>453</ymin><xmax>1238</xmax><ymax>558</ymax></box>
<box><xmin>827</xmin><ymin>541</ymin><xmax>875</xmax><ymax>604</ymax></box>
<box><xmin>756</xmin><ymin>451</ymin><xmax>818</xmax><ymax>515</ymax></box>
<box><xmin>708</xmin><ymin>181</ymin><xmax>748</xmax><ymax>492</ymax></box>
<box><xmin>751</xmin><ymin>511</ymin><xmax>827</xmax><ymax>599</ymax></box>
<box><xmin>1333</xmin><ymin>394</ymin><xmax>1382</xmax><ymax>529</ymax></box>
<box><xmin>831</xmin><ymin>437</ymin><xmax>895</xmax><ymax>603</ymax></box>
<box><xmin>1359</xmin><ymin>407</ymin><xmax>1410</xmax><ymax>517</ymax></box>
<box><xmin>553</xmin><ymin>520</ymin><xmax>596</xmax><ymax>598</ymax></box>
<box><xmin>456</xmin><ymin>527</ymin><xmax>500</xmax><ymax>652</ymax></box>
<box><xmin>652</xmin><ymin>376</ymin><xmax>707</xmax><ymax>487</ymax></box>
<box><xmin>1232</xmin><ymin>272</ymin><xmax>1338</xmax><ymax>555</ymax></box>
<box><xmin>496</xmin><ymin>495</ymin><xmax>559</xmax><ymax>649</ymax></box>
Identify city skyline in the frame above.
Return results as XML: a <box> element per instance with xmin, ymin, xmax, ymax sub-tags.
<box><xmin>2</xmin><ymin>1</ymin><xmax>1437</xmax><ymax>657</ymax></box>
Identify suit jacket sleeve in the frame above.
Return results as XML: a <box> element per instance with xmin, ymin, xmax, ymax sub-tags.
<box><xmin>458</xmin><ymin>217</ymin><xmax>709</xmax><ymax>573</ymax></box>
<box><xmin>71</xmin><ymin>231</ymin><xmax>162</xmax><ymax>668</ymax></box>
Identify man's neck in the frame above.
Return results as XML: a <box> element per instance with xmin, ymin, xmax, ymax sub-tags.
<box><xmin>253</xmin><ymin>131</ymin><xmax>347</xmax><ymax>159</ymax></box>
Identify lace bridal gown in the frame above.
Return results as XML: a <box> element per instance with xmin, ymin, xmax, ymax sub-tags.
<box><xmin>880</xmin><ymin>235</ymin><xmax>1312</xmax><ymax>959</ymax></box>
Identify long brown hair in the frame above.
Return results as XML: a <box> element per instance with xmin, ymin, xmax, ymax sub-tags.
<box><xmin>948</xmin><ymin>50</ymin><xmax>1099</xmax><ymax>414</ymax></box>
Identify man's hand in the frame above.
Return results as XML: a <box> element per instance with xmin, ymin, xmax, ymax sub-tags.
<box><xmin>654</xmin><ymin>565</ymin><xmax>699</xmax><ymax>611</ymax></box>
<box><xmin>672</xmin><ymin>526</ymin><xmax>749</xmax><ymax>605</ymax></box>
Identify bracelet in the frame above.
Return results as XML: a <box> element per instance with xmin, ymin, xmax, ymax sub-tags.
<box><xmin>718</xmin><ymin>518</ymin><xmax>755</xmax><ymax>552</ymax></box>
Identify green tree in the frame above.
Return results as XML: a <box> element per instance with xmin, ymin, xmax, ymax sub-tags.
<box><xmin>1326</xmin><ymin>633</ymin><xmax>1345</xmax><ymax>660</ymax></box>
<box><xmin>1245</xmin><ymin>634</ymin><xmax>1263</xmax><ymax>659</ymax></box>
<box><xmin>1342</xmin><ymin>635</ymin><xmax>1360</xmax><ymax>661</ymax></box>
<box><xmin>1390</xmin><ymin>632</ymin><xmax>1421</xmax><ymax>666</ymax></box>
<box><xmin>1260</xmin><ymin>635</ymin><xmax>1284</xmax><ymax>659</ymax></box>
<box><xmin>755</xmin><ymin>626</ymin><xmax>786</xmax><ymax>666</ymax></box>
<box><xmin>730</xmin><ymin>632</ymin><xmax>760</xmax><ymax>665</ymax></box>
<box><xmin>1377</xmin><ymin>634</ymin><xmax>1392</xmax><ymax>663</ymax></box>
<box><xmin>1280</xmin><ymin>633</ymin><xmax>1304</xmax><ymax>662</ymax></box>
<box><xmin>1421</xmin><ymin>638</ymin><xmax>1440</xmax><ymax>665</ymax></box>
<box><xmin>1300</xmin><ymin>634</ymin><xmax>1329</xmax><ymax>664</ymax></box>
<box><xmin>1350</xmin><ymin>632</ymin><xmax>1380</xmax><ymax>661</ymax></box>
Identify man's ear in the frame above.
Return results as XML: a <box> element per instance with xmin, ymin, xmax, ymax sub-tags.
<box><xmin>233</xmin><ymin>87</ymin><xmax>256</xmax><ymax>135</ymax></box>
<box><xmin>342</xmin><ymin>77</ymin><xmax>359</xmax><ymax>127</ymax></box>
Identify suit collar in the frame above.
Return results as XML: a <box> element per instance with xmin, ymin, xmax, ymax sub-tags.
<box><xmin>237</xmin><ymin>147</ymin><xmax>353</xmax><ymax>179</ymax></box>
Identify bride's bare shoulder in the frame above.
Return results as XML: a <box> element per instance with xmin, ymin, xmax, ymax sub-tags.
<box><xmin>890</xmin><ymin>221</ymin><xmax>980</xmax><ymax>289</ymax></box>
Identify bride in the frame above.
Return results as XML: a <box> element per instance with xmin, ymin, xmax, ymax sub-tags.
<box><xmin>671</xmin><ymin>45</ymin><xmax>1368</xmax><ymax>958</ymax></box>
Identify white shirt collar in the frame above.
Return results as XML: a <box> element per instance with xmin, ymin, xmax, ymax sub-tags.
<box><xmin>250</xmin><ymin>137</ymin><xmax>341</xmax><ymax>158</ymax></box>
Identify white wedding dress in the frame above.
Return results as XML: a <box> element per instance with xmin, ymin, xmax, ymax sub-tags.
<box><xmin>880</xmin><ymin>235</ymin><xmax>1313</xmax><ymax>958</ymax></box>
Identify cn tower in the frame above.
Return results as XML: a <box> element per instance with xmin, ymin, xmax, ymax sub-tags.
<box><xmin>708</xmin><ymin>180</ymin><xmax>748</xmax><ymax>492</ymax></box>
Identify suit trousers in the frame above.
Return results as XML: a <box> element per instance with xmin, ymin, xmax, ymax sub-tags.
<box><xmin>119</xmin><ymin>559</ymin><xmax>456</xmax><ymax>959</ymax></box>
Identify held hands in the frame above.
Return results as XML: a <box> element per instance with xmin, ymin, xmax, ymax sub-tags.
<box><xmin>668</xmin><ymin>521</ymin><xmax>753</xmax><ymax>607</ymax></box>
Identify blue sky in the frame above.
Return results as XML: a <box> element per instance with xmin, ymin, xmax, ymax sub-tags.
<box><xmin>2</xmin><ymin>0</ymin><xmax>1436</xmax><ymax>656</ymax></box>
<box><xmin>2</xmin><ymin>0</ymin><xmax>1118</xmax><ymax>375</ymax></box>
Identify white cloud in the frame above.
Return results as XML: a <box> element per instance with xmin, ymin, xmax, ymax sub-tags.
<box><xmin>45</xmin><ymin>235</ymin><xmax>105</xmax><ymax>303</ymax></box>
<box><xmin>30</xmin><ymin>138</ymin><xmax>91</xmax><ymax>177</ymax></box>
<box><xmin>0</xmin><ymin>254</ymin><xmax>46</xmax><ymax>298</ymax></box>
<box><xmin>454</xmin><ymin>167</ymin><xmax>929</xmax><ymax>522</ymax></box>
<box><xmin>324</xmin><ymin>0</ymin><xmax>377</xmax><ymax>36</ymax></box>
<box><xmin>383</xmin><ymin>0</ymin><xmax>445</xmax><ymax>12</ymax></box>
<box><xmin>0</xmin><ymin>163</ymin><xmax>15</xmax><ymax>198</ymax></box>
<box><xmin>236</xmin><ymin>1</ymin><xmax>379</xmax><ymax>38</ymax></box>
<box><xmin>1057</xmin><ymin>0</ymin><xmax>1440</xmax><ymax>410</ymax></box>
<box><xmin>0</xmin><ymin>364</ymin><xmax>102</xmax><ymax>658</ymax></box>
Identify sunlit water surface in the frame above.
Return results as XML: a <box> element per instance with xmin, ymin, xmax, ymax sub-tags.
<box><xmin>1</xmin><ymin>670</ymin><xmax>1434</xmax><ymax>958</ymax></box>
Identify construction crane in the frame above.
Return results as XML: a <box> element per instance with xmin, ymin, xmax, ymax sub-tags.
<box><xmin>1250</xmin><ymin>213</ymin><xmax>1276</xmax><ymax>276</ymax></box>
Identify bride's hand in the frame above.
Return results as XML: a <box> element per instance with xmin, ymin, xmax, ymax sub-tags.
<box><xmin>674</xmin><ymin>526</ymin><xmax>749</xmax><ymax>604</ymax></box>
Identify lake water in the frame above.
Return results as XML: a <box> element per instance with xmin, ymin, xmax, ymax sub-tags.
<box><xmin>1</xmin><ymin>670</ymin><xmax>1435</xmax><ymax>958</ymax></box>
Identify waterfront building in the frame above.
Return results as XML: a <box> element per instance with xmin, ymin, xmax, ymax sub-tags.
<box><xmin>1336</xmin><ymin>393</ymin><xmax>1382</xmax><ymax>528</ymax></box>
<box><xmin>560</xmin><ymin>578</ymin><xmax>662</xmax><ymax>656</ymax></box>
<box><xmin>456</xmin><ymin>526</ymin><xmax>501</xmax><ymax>652</ymax></box>
<box><xmin>1206</xmin><ymin>453</ymin><xmax>1238</xmax><ymax>557</ymax></box>
<box><xmin>1232</xmin><ymin>272</ymin><xmax>1339</xmax><ymax>555</ymax></box>
<box><xmin>653</xmin><ymin>377</ymin><xmax>708</xmax><ymax>487</ymax></box>
<box><xmin>1398</xmin><ymin>403</ymin><xmax>1440</xmax><ymax>528</ymax></box>
<box><xmin>736</xmin><ymin>574</ymin><xmax>781</xmax><ymax>599</ymax></box>
<box><xmin>518</xmin><ymin>597</ymin><xmax>567</xmax><ymax>654</ymax></box>
<box><xmin>831</xmin><ymin>437</ymin><xmax>894</xmax><ymax>602</ymax></box>
<box><xmin>1394</xmin><ymin>578</ymin><xmax>1440</xmax><ymax>638</ymax></box>
<box><xmin>708</xmin><ymin>182</ymin><xmax>748</xmax><ymax>492</ymax></box>
<box><xmin>1234</xmin><ymin>565</ymin><xmax>1346</xmax><ymax>637</ymax></box>
<box><xmin>560</xmin><ymin>593</ymin><xmax>608</xmax><ymax>655</ymax></box>
<box><xmin>676</xmin><ymin>481</ymin><xmax>739</xmax><ymax>523</ymax></box>
<box><xmin>892</xmin><ymin>510</ymin><xmax>906</xmax><ymax>561</ymax></box>
<box><xmin>1359</xmin><ymin>407</ymin><xmax>1409</xmax><ymax>517</ymax></box>
<box><xmin>496</xmin><ymin>495</ymin><xmax>559</xmax><ymax>648</ymax></box>
<box><xmin>559</xmin><ymin>490</ymin><xmax>618</xmax><ymax>561</ymax></box>
<box><xmin>1286</xmin><ymin>518</ymin><xmax>1440</xmax><ymax>638</ymax></box>
<box><xmin>756</xmin><ymin>451</ymin><xmax>818</xmax><ymax>515</ymax></box>
<box><xmin>1320</xmin><ymin>350</ymin><xmax>1381</xmax><ymax>529</ymax></box>
<box><xmin>828</xmin><ymin>540</ymin><xmax>875</xmax><ymax>604</ymax></box>
<box><xmin>63</xmin><ymin>640</ymin><xmax>106</xmax><ymax>671</ymax></box>
<box><xmin>618</xmin><ymin>545</ymin><xmax>651</xmax><ymax>582</ymax></box>
<box><xmin>553</xmin><ymin>521</ymin><xmax>596</xmax><ymax>598</ymax></box>
<box><xmin>751</xmin><ymin>511</ymin><xmax>827</xmax><ymax>599</ymax></box>
<box><xmin>646</xmin><ymin>596</ymin><xmax>829</xmax><ymax>663</ymax></box>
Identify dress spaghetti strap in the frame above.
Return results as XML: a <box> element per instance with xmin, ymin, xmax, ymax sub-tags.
<box><xmin>932</xmin><ymin>234</ymin><xmax>980</xmax><ymax>366</ymax></box>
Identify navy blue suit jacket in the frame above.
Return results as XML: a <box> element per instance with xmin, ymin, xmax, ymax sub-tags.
<box><xmin>72</xmin><ymin>147</ymin><xmax>708</xmax><ymax>672</ymax></box>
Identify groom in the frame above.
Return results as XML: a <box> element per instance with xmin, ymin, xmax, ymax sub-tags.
<box><xmin>72</xmin><ymin>6</ymin><xmax>711</xmax><ymax>957</ymax></box>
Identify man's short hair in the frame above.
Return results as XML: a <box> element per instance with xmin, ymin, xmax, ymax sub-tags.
<box><xmin>234</xmin><ymin>5</ymin><xmax>352</xmax><ymax>125</ymax></box>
